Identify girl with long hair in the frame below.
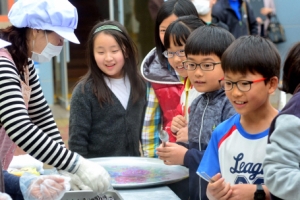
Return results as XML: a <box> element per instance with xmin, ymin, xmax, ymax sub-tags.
<box><xmin>68</xmin><ymin>20</ymin><xmax>146</xmax><ymax>158</ymax></box>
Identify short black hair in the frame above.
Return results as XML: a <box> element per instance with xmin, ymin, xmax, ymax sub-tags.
<box><xmin>185</xmin><ymin>25</ymin><xmax>235</xmax><ymax>59</ymax></box>
<box><xmin>222</xmin><ymin>35</ymin><xmax>280</xmax><ymax>82</ymax></box>
<box><xmin>164</xmin><ymin>15</ymin><xmax>205</xmax><ymax>49</ymax></box>
<box><xmin>155</xmin><ymin>0</ymin><xmax>198</xmax><ymax>63</ymax></box>
<box><xmin>281</xmin><ymin>42</ymin><xmax>300</xmax><ymax>94</ymax></box>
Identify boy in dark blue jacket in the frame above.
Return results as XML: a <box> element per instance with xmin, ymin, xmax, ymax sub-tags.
<box><xmin>156</xmin><ymin>26</ymin><xmax>236</xmax><ymax>200</ymax></box>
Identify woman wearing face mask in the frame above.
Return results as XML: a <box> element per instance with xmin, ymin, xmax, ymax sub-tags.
<box><xmin>191</xmin><ymin>0</ymin><xmax>229</xmax><ymax>30</ymax></box>
<box><xmin>0</xmin><ymin>0</ymin><xmax>111</xmax><ymax>195</ymax></box>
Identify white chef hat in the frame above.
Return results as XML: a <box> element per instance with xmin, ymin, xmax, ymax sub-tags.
<box><xmin>0</xmin><ymin>39</ymin><xmax>11</xmax><ymax>49</ymax></box>
<box><xmin>8</xmin><ymin>0</ymin><xmax>80</xmax><ymax>44</ymax></box>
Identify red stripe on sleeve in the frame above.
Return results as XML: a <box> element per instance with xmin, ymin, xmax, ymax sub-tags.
<box><xmin>218</xmin><ymin>125</ymin><xmax>236</xmax><ymax>148</ymax></box>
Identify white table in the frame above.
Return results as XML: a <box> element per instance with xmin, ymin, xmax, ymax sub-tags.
<box><xmin>118</xmin><ymin>186</ymin><xmax>180</xmax><ymax>200</ymax></box>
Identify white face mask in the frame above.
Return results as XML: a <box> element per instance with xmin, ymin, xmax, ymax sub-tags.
<box><xmin>193</xmin><ymin>0</ymin><xmax>211</xmax><ymax>16</ymax></box>
<box><xmin>31</xmin><ymin>31</ymin><xmax>63</xmax><ymax>63</ymax></box>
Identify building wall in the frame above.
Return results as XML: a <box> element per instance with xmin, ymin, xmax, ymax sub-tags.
<box><xmin>274</xmin><ymin>0</ymin><xmax>300</xmax><ymax>65</ymax></box>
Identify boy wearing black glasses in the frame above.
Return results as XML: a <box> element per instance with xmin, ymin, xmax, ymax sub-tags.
<box><xmin>157</xmin><ymin>25</ymin><xmax>236</xmax><ymax>200</ymax></box>
<box><xmin>198</xmin><ymin>35</ymin><xmax>280</xmax><ymax>200</ymax></box>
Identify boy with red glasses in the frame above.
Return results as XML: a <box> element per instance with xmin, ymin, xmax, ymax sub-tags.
<box><xmin>198</xmin><ymin>35</ymin><xmax>280</xmax><ymax>200</ymax></box>
<box><xmin>157</xmin><ymin>25</ymin><xmax>236</xmax><ymax>200</ymax></box>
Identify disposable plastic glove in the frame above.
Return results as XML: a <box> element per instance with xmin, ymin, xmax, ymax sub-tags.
<box><xmin>74</xmin><ymin>156</ymin><xmax>111</xmax><ymax>194</ymax></box>
<box><xmin>20</xmin><ymin>173</ymin><xmax>70</xmax><ymax>200</ymax></box>
<box><xmin>58</xmin><ymin>170</ymin><xmax>91</xmax><ymax>191</ymax></box>
<box><xmin>0</xmin><ymin>192</ymin><xmax>12</xmax><ymax>200</ymax></box>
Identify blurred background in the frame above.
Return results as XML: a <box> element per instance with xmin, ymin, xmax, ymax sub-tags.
<box><xmin>0</xmin><ymin>0</ymin><xmax>298</xmax><ymax>149</ymax></box>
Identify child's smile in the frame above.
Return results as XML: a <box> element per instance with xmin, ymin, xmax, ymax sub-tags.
<box><xmin>94</xmin><ymin>32</ymin><xmax>125</xmax><ymax>79</ymax></box>
<box><xmin>105</xmin><ymin>63</ymin><xmax>115</xmax><ymax>68</ymax></box>
<box><xmin>233</xmin><ymin>100</ymin><xmax>247</xmax><ymax>109</ymax></box>
<box><xmin>193</xmin><ymin>80</ymin><xmax>206</xmax><ymax>86</ymax></box>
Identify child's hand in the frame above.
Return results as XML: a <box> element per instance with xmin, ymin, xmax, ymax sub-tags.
<box><xmin>171</xmin><ymin>115</ymin><xmax>187</xmax><ymax>133</ymax></box>
<box><xmin>176</xmin><ymin>126</ymin><xmax>188</xmax><ymax>143</ymax></box>
<box><xmin>156</xmin><ymin>142</ymin><xmax>188</xmax><ymax>165</ymax></box>
<box><xmin>206</xmin><ymin>173</ymin><xmax>232</xmax><ymax>200</ymax></box>
<box><xmin>229</xmin><ymin>184</ymin><xmax>256</xmax><ymax>200</ymax></box>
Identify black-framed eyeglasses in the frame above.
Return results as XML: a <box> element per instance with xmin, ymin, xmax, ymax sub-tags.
<box><xmin>182</xmin><ymin>60</ymin><xmax>221</xmax><ymax>71</ymax></box>
<box><xmin>219</xmin><ymin>77</ymin><xmax>267</xmax><ymax>92</ymax></box>
<box><xmin>163</xmin><ymin>50</ymin><xmax>185</xmax><ymax>58</ymax></box>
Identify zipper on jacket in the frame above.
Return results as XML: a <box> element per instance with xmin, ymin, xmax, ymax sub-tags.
<box><xmin>198</xmin><ymin>94</ymin><xmax>210</xmax><ymax>200</ymax></box>
<box><xmin>198</xmin><ymin>94</ymin><xmax>210</xmax><ymax>150</ymax></box>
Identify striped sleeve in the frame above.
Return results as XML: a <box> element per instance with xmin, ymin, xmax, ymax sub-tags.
<box><xmin>0</xmin><ymin>58</ymin><xmax>78</xmax><ymax>172</ymax></box>
<box><xmin>27</xmin><ymin>60</ymin><xmax>65</xmax><ymax>146</ymax></box>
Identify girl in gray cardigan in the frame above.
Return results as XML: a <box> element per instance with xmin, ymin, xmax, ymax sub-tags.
<box><xmin>68</xmin><ymin>21</ymin><xmax>146</xmax><ymax>158</ymax></box>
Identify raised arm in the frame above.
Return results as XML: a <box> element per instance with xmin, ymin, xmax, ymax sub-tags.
<box><xmin>0</xmin><ymin>58</ymin><xmax>111</xmax><ymax>193</ymax></box>
<box><xmin>0</xmin><ymin>58</ymin><xmax>76</xmax><ymax>171</ymax></box>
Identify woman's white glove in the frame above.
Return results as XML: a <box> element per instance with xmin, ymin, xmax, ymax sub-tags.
<box><xmin>20</xmin><ymin>173</ymin><xmax>70</xmax><ymax>200</ymax></box>
<box><xmin>74</xmin><ymin>156</ymin><xmax>111</xmax><ymax>194</ymax></box>
<box><xmin>0</xmin><ymin>192</ymin><xmax>12</xmax><ymax>200</ymax></box>
<box><xmin>58</xmin><ymin>170</ymin><xmax>91</xmax><ymax>191</ymax></box>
